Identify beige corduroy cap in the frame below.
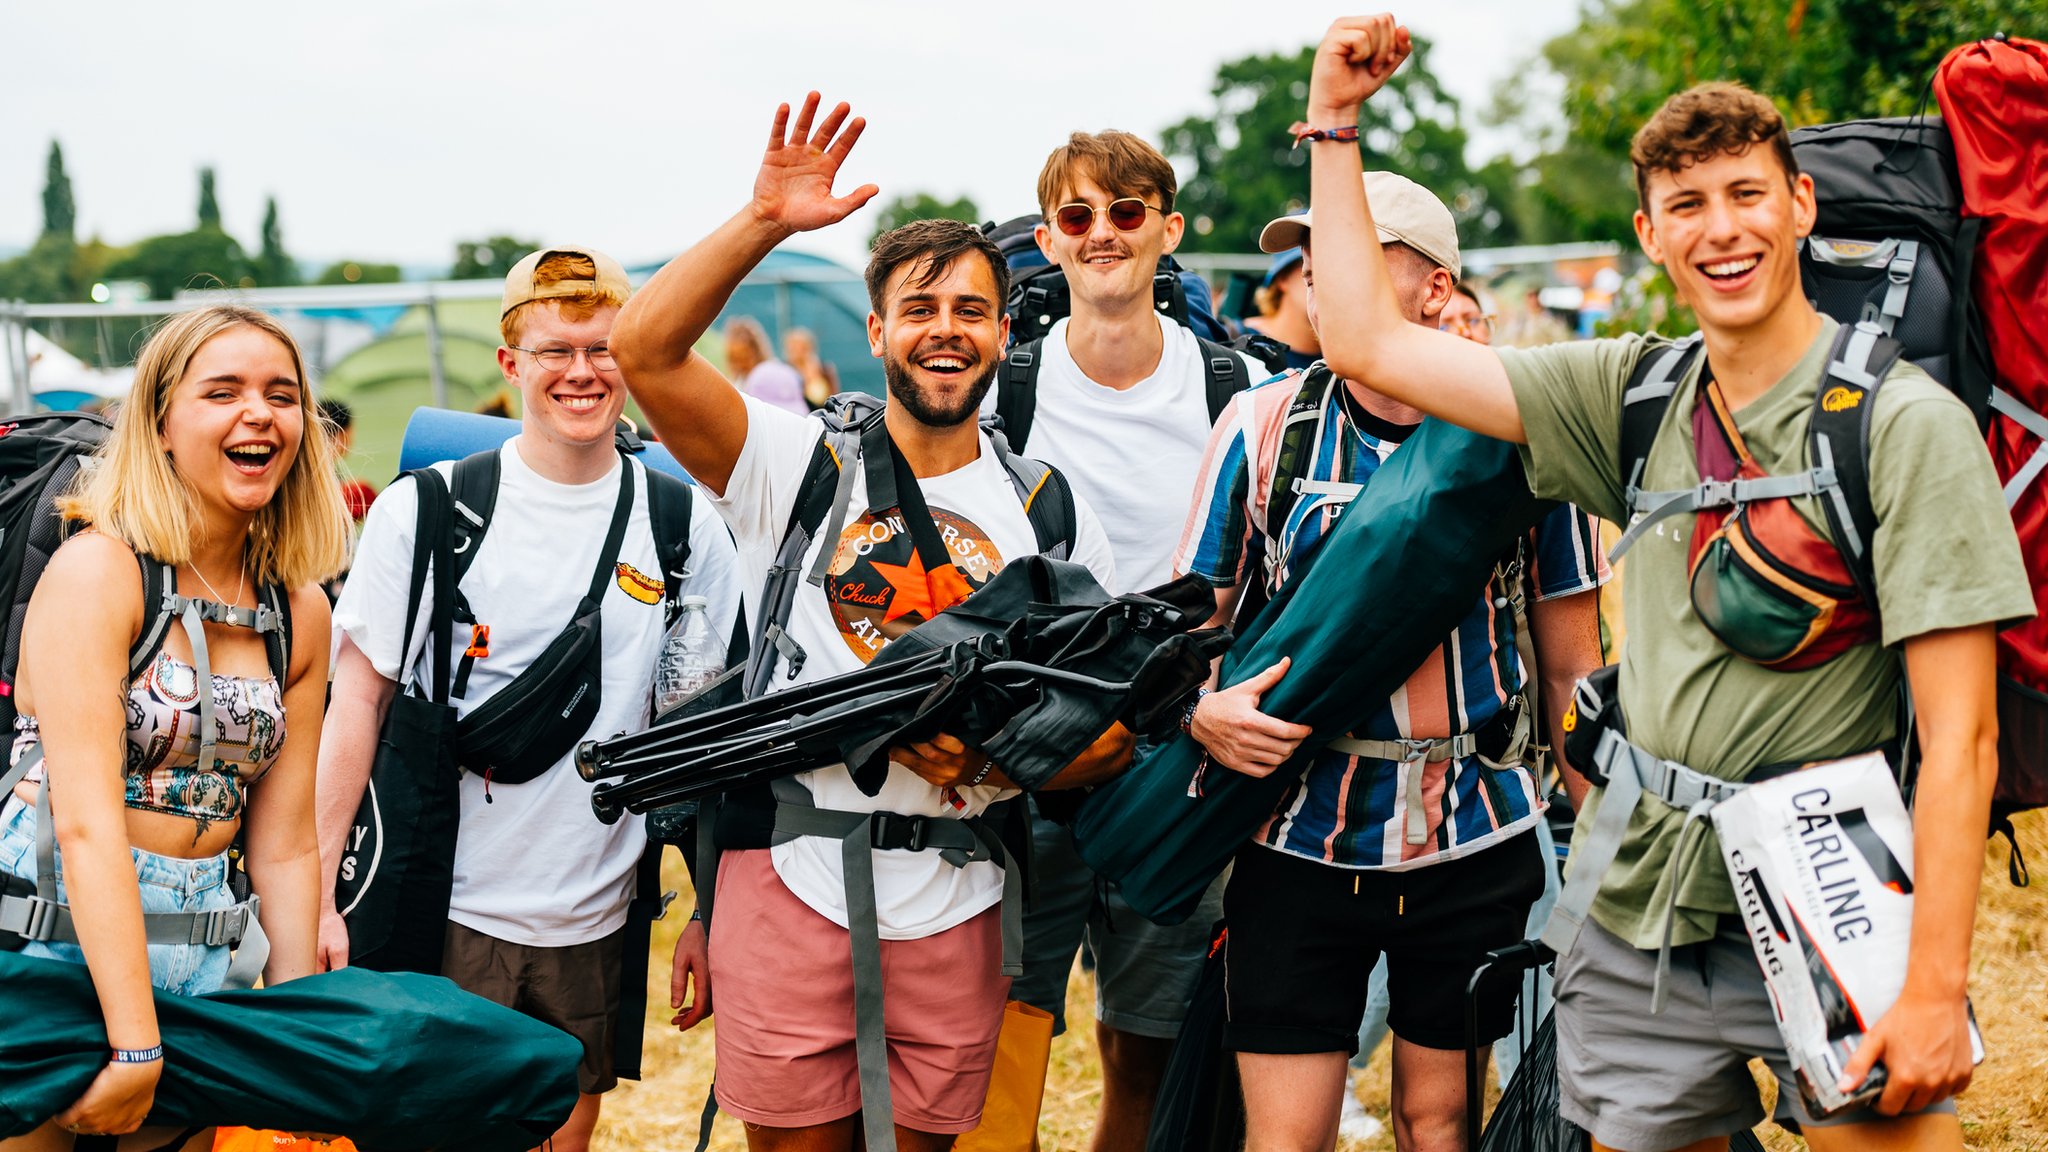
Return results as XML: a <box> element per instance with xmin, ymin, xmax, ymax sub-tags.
<box><xmin>1256</xmin><ymin>171</ymin><xmax>1461</xmax><ymax>280</ymax></box>
<box><xmin>500</xmin><ymin>245</ymin><xmax>632</xmax><ymax>318</ymax></box>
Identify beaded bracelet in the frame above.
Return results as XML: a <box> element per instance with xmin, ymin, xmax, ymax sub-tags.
<box><xmin>1290</xmin><ymin>122</ymin><xmax>1361</xmax><ymax>148</ymax></box>
<box><xmin>111</xmin><ymin>1045</ymin><xmax>164</xmax><ymax>1064</ymax></box>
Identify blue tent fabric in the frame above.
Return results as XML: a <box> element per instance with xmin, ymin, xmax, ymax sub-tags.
<box><xmin>0</xmin><ymin>952</ymin><xmax>579</xmax><ymax>1150</ymax></box>
<box><xmin>1070</xmin><ymin>419</ymin><xmax>1555</xmax><ymax>924</ymax></box>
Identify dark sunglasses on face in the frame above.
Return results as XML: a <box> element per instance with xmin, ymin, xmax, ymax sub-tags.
<box><xmin>1051</xmin><ymin>197</ymin><xmax>1164</xmax><ymax>237</ymax></box>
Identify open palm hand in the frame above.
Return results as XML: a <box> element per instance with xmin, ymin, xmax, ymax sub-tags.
<box><xmin>752</xmin><ymin>92</ymin><xmax>880</xmax><ymax>234</ymax></box>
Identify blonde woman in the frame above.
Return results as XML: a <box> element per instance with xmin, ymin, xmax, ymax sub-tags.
<box><xmin>0</xmin><ymin>305</ymin><xmax>347</xmax><ymax>1149</ymax></box>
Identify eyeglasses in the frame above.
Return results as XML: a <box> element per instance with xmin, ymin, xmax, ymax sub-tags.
<box><xmin>1440</xmin><ymin>316</ymin><xmax>1493</xmax><ymax>342</ymax></box>
<box><xmin>1051</xmin><ymin>197</ymin><xmax>1165</xmax><ymax>237</ymax></box>
<box><xmin>511</xmin><ymin>343</ymin><xmax>617</xmax><ymax>371</ymax></box>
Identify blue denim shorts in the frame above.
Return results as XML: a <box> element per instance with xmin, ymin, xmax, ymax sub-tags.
<box><xmin>0</xmin><ymin>795</ymin><xmax>233</xmax><ymax>996</ymax></box>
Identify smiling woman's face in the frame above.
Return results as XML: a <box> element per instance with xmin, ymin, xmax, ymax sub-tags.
<box><xmin>158</xmin><ymin>324</ymin><xmax>305</xmax><ymax>518</ymax></box>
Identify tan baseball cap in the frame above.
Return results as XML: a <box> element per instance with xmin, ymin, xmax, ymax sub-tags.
<box><xmin>1257</xmin><ymin>172</ymin><xmax>1461</xmax><ymax>281</ymax></box>
<box><xmin>500</xmin><ymin>245</ymin><xmax>632</xmax><ymax>318</ymax></box>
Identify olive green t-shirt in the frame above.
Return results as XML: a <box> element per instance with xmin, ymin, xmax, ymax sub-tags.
<box><xmin>1500</xmin><ymin>315</ymin><xmax>2033</xmax><ymax>949</ymax></box>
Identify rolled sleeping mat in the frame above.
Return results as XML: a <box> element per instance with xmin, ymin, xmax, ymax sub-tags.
<box><xmin>397</xmin><ymin>406</ymin><xmax>692</xmax><ymax>482</ymax></box>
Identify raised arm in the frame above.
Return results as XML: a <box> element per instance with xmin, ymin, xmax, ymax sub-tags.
<box><xmin>1305</xmin><ymin>15</ymin><xmax>1526</xmax><ymax>443</ymax></box>
<box><xmin>613</xmin><ymin>93</ymin><xmax>879</xmax><ymax>494</ymax></box>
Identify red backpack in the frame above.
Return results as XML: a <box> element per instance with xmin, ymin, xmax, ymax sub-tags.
<box><xmin>1936</xmin><ymin>34</ymin><xmax>2048</xmax><ymax>878</ymax></box>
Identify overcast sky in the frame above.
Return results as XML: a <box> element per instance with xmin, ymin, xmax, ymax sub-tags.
<box><xmin>3</xmin><ymin>0</ymin><xmax>1578</xmax><ymax>274</ymax></box>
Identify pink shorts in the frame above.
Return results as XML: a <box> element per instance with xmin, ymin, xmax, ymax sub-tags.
<box><xmin>709</xmin><ymin>848</ymin><xmax>1011</xmax><ymax>1134</ymax></box>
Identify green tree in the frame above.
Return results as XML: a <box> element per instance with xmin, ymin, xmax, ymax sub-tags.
<box><xmin>255</xmin><ymin>197</ymin><xmax>298</xmax><ymax>287</ymax></box>
<box><xmin>1497</xmin><ymin>0</ymin><xmax>2048</xmax><ymax>244</ymax></box>
<box><xmin>867</xmin><ymin>192</ymin><xmax>982</xmax><ymax>243</ymax></box>
<box><xmin>450</xmin><ymin>236</ymin><xmax>541</xmax><ymax>281</ymax></box>
<box><xmin>316</xmin><ymin>259</ymin><xmax>402</xmax><ymax>286</ymax></box>
<box><xmin>42</xmin><ymin>141</ymin><xmax>75</xmax><ymax>240</ymax></box>
<box><xmin>196</xmin><ymin>167</ymin><xmax>222</xmax><ymax>231</ymax></box>
<box><xmin>1161</xmin><ymin>39</ymin><xmax>1509</xmax><ymax>253</ymax></box>
<box><xmin>104</xmin><ymin>229</ymin><xmax>250</xmax><ymax>299</ymax></box>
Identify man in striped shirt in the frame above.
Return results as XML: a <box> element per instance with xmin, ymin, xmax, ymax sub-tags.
<box><xmin>1173</xmin><ymin>173</ymin><xmax>1608</xmax><ymax>1151</ymax></box>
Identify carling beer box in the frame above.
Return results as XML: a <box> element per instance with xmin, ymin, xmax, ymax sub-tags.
<box><xmin>1711</xmin><ymin>751</ymin><xmax>1984</xmax><ymax>1117</ymax></box>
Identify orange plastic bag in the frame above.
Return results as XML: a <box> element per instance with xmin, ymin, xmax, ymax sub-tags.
<box><xmin>213</xmin><ymin>1130</ymin><xmax>357</xmax><ymax>1152</ymax></box>
<box><xmin>955</xmin><ymin>999</ymin><xmax>1054</xmax><ymax>1152</ymax></box>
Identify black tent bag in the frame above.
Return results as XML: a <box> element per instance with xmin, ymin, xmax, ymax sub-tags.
<box><xmin>0</xmin><ymin>952</ymin><xmax>577</xmax><ymax>1150</ymax></box>
<box><xmin>452</xmin><ymin>462</ymin><xmax>635</xmax><ymax>785</ymax></box>
<box><xmin>1072</xmin><ymin>419</ymin><xmax>1555</xmax><ymax>924</ymax></box>
<box><xmin>339</xmin><ymin>469</ymin><xmax>461</xmax><ymax>975</ymax></box>
<box><xmin>1145</xmin><ymin>922</ymin><xmax>1244</xmax><ymax>1152</ymax></box>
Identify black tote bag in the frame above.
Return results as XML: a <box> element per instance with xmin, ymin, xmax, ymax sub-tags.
<box><xmin>338</xmin><ymin>469</ymin><xmax>462</xmax><ymax>975</ymax></box>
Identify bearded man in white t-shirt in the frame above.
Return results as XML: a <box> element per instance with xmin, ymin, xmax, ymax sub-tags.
<box><xmin>983</xmin><ymin>131</ymin><xmax>1262</xmax><ymax>1152</ymax></box>
<box><xmin>612</xmin><ymin>94</ymin><xmax>1131</xmax><ymax>1152</ymax></box>
<box><xmin>314</xmin><ymin>247</ymin><xmax>744</xmax><ymax>1152</ymax></box>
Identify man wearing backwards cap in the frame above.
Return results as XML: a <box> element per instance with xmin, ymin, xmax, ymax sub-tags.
<box><xmin>1172</xmin><ymin>176</ymin><xmax>1607</xmax><ymax>1151</ymax></box>
<box><xmin>316</xmin><ymin>247</ymin><xmax>742</xmax><ymax>1152</ymax></box>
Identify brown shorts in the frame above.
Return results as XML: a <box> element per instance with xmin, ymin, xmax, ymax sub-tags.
<box><xmin>443</xmin><ymin>920</ymin><xmax>626</xmax><ymax>1094</ymax></box>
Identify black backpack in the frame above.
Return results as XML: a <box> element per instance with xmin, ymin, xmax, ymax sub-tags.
<box><xmin>1792</xmin><ymin>117</ymin><xmax>1992</xmax><ymax>427</ymax></box>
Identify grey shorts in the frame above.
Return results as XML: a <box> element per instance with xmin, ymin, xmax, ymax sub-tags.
<box><xmin>443</xmin><ymin>920</ymin><xmax>625</xmax><ymax>1094</ymax></box>
<box><xmin>1011</xmin><ymin>804</ymin><xmax>1228</xmax><ymax>1039</ymax></box>
<box><xmin>1555</xmin><ymin>915</ymin><xmax>1955</xmax><ymax>1150</ymax></box>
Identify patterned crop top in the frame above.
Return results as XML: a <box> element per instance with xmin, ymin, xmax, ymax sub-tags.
<box><xmin>10</xmin><ymin>651</ymin><xmax>286</xmax><ymax>834</ymax></box>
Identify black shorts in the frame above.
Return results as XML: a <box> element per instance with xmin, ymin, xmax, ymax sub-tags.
<box><xmin>1222</xmin><ymin>831</ymin><xmax>1546</xmax><ymax>1054</ymax></box>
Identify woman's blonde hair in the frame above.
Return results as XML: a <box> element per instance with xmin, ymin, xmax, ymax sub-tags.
<box><xmin>61</xmin><ymin>305</ymin><xmax>352</xmax><ymax>589</ymax></box>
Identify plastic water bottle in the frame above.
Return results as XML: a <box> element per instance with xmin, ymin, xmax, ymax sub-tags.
<box><xmin>654</xmin><ymin>595</ymin><xmax>721</xmax><ymax>715</ymax></box>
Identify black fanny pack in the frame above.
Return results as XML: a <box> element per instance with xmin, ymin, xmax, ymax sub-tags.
<box><xmin>454</xmin><ymin>462</ymin><xmax>636</xmax><ymax>786</ymax></box>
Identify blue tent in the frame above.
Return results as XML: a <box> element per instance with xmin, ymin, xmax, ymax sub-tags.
<box><xmin>630</xmin><ymin>249</ymin><xmax>880</xmax><ymax>396</ymax></box>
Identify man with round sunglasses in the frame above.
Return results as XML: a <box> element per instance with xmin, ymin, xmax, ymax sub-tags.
<box><xmin>986</xmin><ymin>130</ymin><xmax>1265</xmax><ymax>1152</ymax></box>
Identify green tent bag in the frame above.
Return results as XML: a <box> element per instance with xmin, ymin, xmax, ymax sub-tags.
<box><xmin>0</xmin><ymin>953</ymin><xmax>579</xmax><ymax>1150</ymax></box>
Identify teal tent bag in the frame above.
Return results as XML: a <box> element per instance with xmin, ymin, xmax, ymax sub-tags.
<box><xmin>1071</xmin><ymin>419</ymin><xmax>1555</xmax><ymax>924</ymax></box>
<box><xmin>0</xmin><ymin>952</ymin><xmax>579</xmax><ymax>1150</ymax></box>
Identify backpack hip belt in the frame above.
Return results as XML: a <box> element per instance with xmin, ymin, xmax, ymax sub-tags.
<box><xmin>769</xmin><ymin>791</ymin><xmax>1020</xmax><ymax>1152</ymax></box>
<box><xmin>1539</xmin><ymin>725</ymin><xmax>1745</xmax><ymax>1012</ymax></box>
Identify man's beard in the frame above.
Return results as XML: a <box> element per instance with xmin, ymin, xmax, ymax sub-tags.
<box><xmin>883</xmin><ymin>351</ymin><xmax>998</xmax><ymax>428</ymax></box>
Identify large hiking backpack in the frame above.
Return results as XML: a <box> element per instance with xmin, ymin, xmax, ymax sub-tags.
<box><xmin>1938</xmin><ymin>34</ymin><xmax>2048</xmax><ymax>861</ymax></box>
<box><xmin>1792</xmin><ymin>118</ymin><xmax>1993</xmax><ymax>423</ymax></box>
<box><xmin>0</xmin><ymin>413</ymin><xmax>114</xmax><ymax>728</ymax></box>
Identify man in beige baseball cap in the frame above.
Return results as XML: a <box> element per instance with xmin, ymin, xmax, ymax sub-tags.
<box><xmin>321</xmin><ymin>237</ymin><xmax>745</xmax><ymax>1152</ymax></box>
<box><xmin>1171</xmin><ymin>166</ymin><xmax>1607</xmax><ymax>1151</ymax></box>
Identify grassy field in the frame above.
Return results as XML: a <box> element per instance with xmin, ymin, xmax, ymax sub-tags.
<box><xmin>600</xmin><ymin>810</ymin><xmax>2047</xmax><ymax>1151</ymax></box>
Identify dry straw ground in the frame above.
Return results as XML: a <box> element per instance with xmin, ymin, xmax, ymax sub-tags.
<box><xmin>601</xmin><ymin>810</ymin><xmax>2046</xmax><ymax>1152</ymax></box>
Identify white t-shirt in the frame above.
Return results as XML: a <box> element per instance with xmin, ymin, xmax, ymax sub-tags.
<box><xmin>707</xmin><ymin>396</ymin><xmax>1116</xmax><ymax>939</ymax></box>
<box><xmin>334</xmin><ymin>439</ymin><xmax>743</xmax><ymax>947</ymax></box>
<box><xmin>984</xmin><ymin>314</ymin><xmax>1263</xmax><ymax>593</ymax></box>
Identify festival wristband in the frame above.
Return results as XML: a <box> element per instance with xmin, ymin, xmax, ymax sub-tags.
<box><xmin>1290</xmin><ymin>122</ymin><xmax>1361</xmax><ymax>148</ymax></box>
<box><xmin>967</xmin><ymin>759</ymin><xmax>996</xmax><ymax>788</ymax></box>
<box><xmin>1180</xmin><ymin>687</ymin><xmax>1213</xmax><ymax>736</ymax></box>
<box><xmin>110</xmin><ymin>1045</ymin><xmax>164</xmax><ymax>1064</ymax></box>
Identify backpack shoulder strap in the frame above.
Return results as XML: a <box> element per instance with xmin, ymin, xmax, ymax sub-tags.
<box><xmin>449</xmin><ymin>447</ymin><xmax>503</xmax><ymax>585</ymax></box>
<box><xmin>1261</xmin><ymin>364</ymin><xmax>1341</xmax><ymax>549</ymax></box>
<box><xmin>258</xmin><ymin>580</ymin><xmax>292</xmax><ymax>684</ymax></box>
<box><xmin>128</xmin><ymin>554</ymin><xmax>178</xmax><ymax>683</ymax></box>
<box><xmin>1809</xmin><ymin>320</ymin><xmax>1905</xmax><ymax>603</ymax></box>
<box><xmin>743</xmin><ymin>412</ymin><xmax>865</xmax><ymax>698</ymax></box>
<box><xmin>1196</xmin><ymin>336</ymin><xmax>1252</xmax><ymax>425</ymax></box>
<box><xmin>1620</xmin><ymin>335</ymin><xmax>1703</xmax><ymax>511</ymax></box>
<box><xmin>985</xmin><ymin>426</ymin><xmax>1077</xmax><ymax>560</ymax></box>
<box><xmin>995</xmin><ymin>338</ymin><xmax>1045</xmax><ymax>454</ymax></box>
<box><xmin>643</xmin><ymin>465</ymin><xmax>696</xmax><ymax>626</ymax></box>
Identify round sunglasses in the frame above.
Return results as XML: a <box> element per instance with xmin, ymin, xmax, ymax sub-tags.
<box><xmin>1051</xmin><ymin>197</ymin><xmax>1165</xmax><ymax>237</ymax></box>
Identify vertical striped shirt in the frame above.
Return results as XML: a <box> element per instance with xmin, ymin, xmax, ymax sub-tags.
<box><xmin>1174</xmin><ymin>368</ymin><xmax>1609</xmax><ymax>870</ymax></box>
